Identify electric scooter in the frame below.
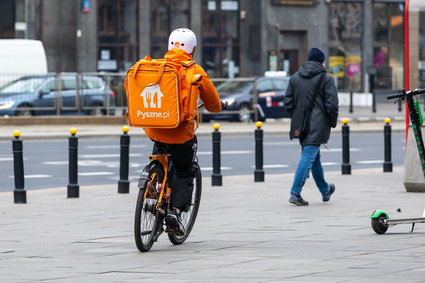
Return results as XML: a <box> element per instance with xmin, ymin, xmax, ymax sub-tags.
<box><xmin>370</xmin><ymin>88</ymin><xmax>425</xmax><ymax>234</ymax></box>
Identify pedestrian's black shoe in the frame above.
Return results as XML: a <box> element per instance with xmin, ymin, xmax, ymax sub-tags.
<box><xmin>322</xmin><ymin>183</ymin><xmax>335</xmax><ymax>202</ymax></box>
<box><xmin>165</xmin><ymin>209</ymin><xmax>185</xmax><ymax>236</ymax></box>
<box><xmin>289</xmin><ymin>194</ymin><xmax>309</xmax><ymax>206</ymax></box>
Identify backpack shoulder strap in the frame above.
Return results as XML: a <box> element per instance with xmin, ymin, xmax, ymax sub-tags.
<box><xmin>307</xmin><ymin>72</ymin><xmax>326</xmax><ymax>111</ymax></box>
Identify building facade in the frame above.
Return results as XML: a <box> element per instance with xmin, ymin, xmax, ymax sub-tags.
<box><xmin>0</xmin><ymin>0</ymin><xmax>408</xmax><ymax>93</ymax></box>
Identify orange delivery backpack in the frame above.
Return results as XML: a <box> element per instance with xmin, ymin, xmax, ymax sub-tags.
<box><xmin>124</xmin><ymin>56</ymin><xmax>199</xmax><ymax>128</ymax></box>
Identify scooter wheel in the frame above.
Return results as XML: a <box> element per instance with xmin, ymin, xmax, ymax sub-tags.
<box><xmin>371</xmin><ymin>215</ymin><xmax>388</xmax><ymax>234</ymax></box>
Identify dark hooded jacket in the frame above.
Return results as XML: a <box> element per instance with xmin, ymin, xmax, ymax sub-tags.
<box><xmin>284</xmin><ymin>61</ymin><xmax>339</xmax><ymax>146</ymax></box>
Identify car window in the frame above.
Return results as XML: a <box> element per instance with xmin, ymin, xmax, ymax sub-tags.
<box><xmin>0</xmin><ymin>77</ymin><xmax>45</xmax><ymax>93</ymax></box>
<box><xmin>84</xmin><ymin>78</ymin><xmax>102</xmax><ymax>89</ymax></box>
<box><xmin>63</xmin><ymin>78</ymin><xmax>78</xmax><ymax>91</ymax></box>
<box><xmin>216</xmin><ymin>80</ymin><xmax>253</xmax><ymax>93</ymax></box>
<box><xmin>274</xmin><ymin>79</ymin><xmax>289</xmax><ymax>91</ymax></box>
<box><xmin>42</xmin><ymin>79</ymin><xmax>60</xmax><ymax>92</ymax></box>
<box><xmin>256</xmin><ymin>80</ymin><xmax>274</xmax><ymax>92</ymax></box>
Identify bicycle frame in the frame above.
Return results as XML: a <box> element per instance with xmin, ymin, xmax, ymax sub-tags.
<box><xmin>143</xmin><ymin>154</ymin><xmax>172</xmax><ymax>215</ymax></box>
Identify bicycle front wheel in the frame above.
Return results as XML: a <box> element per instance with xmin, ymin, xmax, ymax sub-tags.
<box><xmin>168</xmin><ymin>162</ymin><xmax>202</xmax><ymax>245</ymax></box>
<box><xmin>134</xmin><ymin>161</ymin><xmax>164</xmax><ymax>252</ymax></box>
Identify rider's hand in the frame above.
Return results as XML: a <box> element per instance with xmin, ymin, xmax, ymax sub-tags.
<box><xmin>221</xmin><ymin>101</ymin><xmax>228</xmax><ymax>110</ymax></box>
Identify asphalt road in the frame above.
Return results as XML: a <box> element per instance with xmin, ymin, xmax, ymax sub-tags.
<box><xmin>0</xmin><ymin>132</ymin><xmax>406</xmax><ymax>192</ymax></box>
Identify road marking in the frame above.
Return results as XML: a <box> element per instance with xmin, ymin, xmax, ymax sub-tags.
<box><xmin>197</xmin><ymin>150</ymin><xmax>252</xmax><ymax>155</ymax></box>
<box><xmin>322</xmin><ymin>148</ymin><xmax>361</xmax><ymax>152</ymax></box>
<box><xmin>8</xmin><ymin>174</ymin><xmax>52</xmax><ymax>179</ymax></box>
<box><xmin>263</xmin><ymin>142</ymin><xmax>298</xmax><ymax>146</ymax></box>
<box><xmin>85</xmin><ymin>145</ymin><xmax>146</xmax><ymax>149</ymax></box>
<box><xmin>321</xmin><ymin>162</ymin><xmax>339</xmax><ymax>166</ymax></box>
<box><xmin>79</xmin><ymin>172</ymin><xmax>115</xmax><ymax>176</ymax></box>
<box><xmin>250</xmin><ymin>164</ymin><xmax>289</xmax><ymax>169</ymax></box>
<box><xmin>80</xmin><ymin>153</ymin><xmax>142</xmax><ymax>158</ymax></box>
<box><xmin>356</xmin><ymin>160</ymin><xmax>383</xmax><ymax>164</ymax></box>
<box><xmin>0</xmin><ymin>158</ymin><xmax>13</xmax><ymax>161</ymax></box>
<box><xmin>201</xmin><ymin>167</ymin><xmax>233</xmax><ymax>171</ymax></box>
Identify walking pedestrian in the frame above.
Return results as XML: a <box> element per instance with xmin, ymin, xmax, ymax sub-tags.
<box><xmin>284</xmin><ymin>47</ymin><xmax>339</xmax><ymax>206</ymax></box>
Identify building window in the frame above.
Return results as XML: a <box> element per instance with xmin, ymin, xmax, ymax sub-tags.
<box><xmin>0</xmin><ymin>0</ymin><xmax>15</xmax><ymax>38</ymax></box>
<box><xmin>150</xmin><ymin>0</ymin><xmax>191</xmax><ymax>59</ymax></box>
<box><xmin>97</xmin><ymin>0</ymin><xmax>139</xmax><ymax>72</ymax></box>
<box><xmin>373</xmin><ymin>3</ymin><xmax>404</xmax><ymax>90</ymax></box>
<box><xmin>202</xmin><ymin>0</ymin><xmax>240</xmax><ymax>78</ymax></box>
<box><xmin>328</xmin><ymin>3</ymin><xmax>363</xmax><ymax>92</ymax></box>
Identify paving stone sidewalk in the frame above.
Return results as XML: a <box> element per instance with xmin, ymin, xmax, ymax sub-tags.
<box><xmin>1</xmin><ymin>167</ymin><xmax>425</xmax><ymax>282</ymax></box>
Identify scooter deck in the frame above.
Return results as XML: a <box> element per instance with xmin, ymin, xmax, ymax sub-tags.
<box><xmin>386</xmin><ymin>217</ymin><xmax>425</xmax><ymax>225</ymax></box>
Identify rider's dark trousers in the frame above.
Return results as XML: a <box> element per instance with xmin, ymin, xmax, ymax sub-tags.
<box><xmin>152</xmin><ymin>136</ymin><xmax>197</xmax><ymax>211</ymax></box>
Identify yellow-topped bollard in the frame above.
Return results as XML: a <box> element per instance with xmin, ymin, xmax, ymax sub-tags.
<box><xmin>341</xmin><ymin>118</ymin><xmax>349</xmax><ymax>125</ymax></box>
<box><xmin>69</xmin><ymin>127</ymin><xmax>77</xmax><ymax>135</ymax></box>
<box><xmin>256</xmin><ymin>121</ymin><xmax>263</xmax><ymax>128</ymax></box>
<box><xmin>13</xmin><ymin>130</ymin><xmax>21</xmax><ymax>138</ymax></box>
<box><xmin>384</xmin><ymin>118</ymin><xmax>391</xmax><ymax>124</ymax></box>
<box><xmin>122</xmin><ymin>125</ymin><xmax>130</xmax><ymax>133</ymax></box>
<box><xmin>213</xmin><ymin>123</ymin><xmax>220</xmax><ymax>130</ymax></box>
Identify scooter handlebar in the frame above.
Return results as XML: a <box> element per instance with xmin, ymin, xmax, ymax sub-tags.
<box><xmin>387</xmin><ymin>88</ymin><xmax>425</xmax><ymax>100</ymax></box>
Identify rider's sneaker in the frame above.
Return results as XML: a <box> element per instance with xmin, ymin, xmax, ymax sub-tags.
<box><xmin>289</xmin><ymin>194</ymin><xmax>309</xmax><ymax>206</ymax></box>
<box><xmin>165</xmin><ymin>209</ymin><xmax>185</xmax><ymax>236</ymax></box>
<box><xmin>322</xmin><ymin>183</ymin><xmax>335</xmax><ymax>202</ymax></box>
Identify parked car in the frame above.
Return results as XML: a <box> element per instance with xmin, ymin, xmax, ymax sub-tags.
<box><xmin>0</xmin><ymin>75</ymin><xmax>115</xmax><ymax>116</ymax></box>
<box><xmin>201</xmin><ymin>76</ymin><xmax>290</xmax><ymax>122</ymax></box>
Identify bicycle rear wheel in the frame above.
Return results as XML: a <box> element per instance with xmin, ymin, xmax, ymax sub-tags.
<box><xmin>134</xmin><ymin>161</ymin><xmax>164</xmax><ymax>252</ymax></box>
<box><xmin>168</xmin><ymin>162</ymin><xmax>202</xmax><ymax>245</ymax></box>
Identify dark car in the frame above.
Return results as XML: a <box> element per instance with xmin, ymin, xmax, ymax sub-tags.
<box><xmin>0</xmin><ymin>75</ymin><xmax>115</xmax><ymax>116</ymax></box>
<box><xmin>201</xmin><ymin>76</ymin><xmax>290</xmax><ymax>122</ymax></box>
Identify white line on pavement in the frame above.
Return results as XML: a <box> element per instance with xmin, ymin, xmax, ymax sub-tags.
<box><xmin>8</xmin><ymin>174</ymin><xmax>52</xmax><ymax>179</ymax></box>
<box><xmin>250</xmin><ymin>164</ymin><xmax>289</xmax><ymax>169</ymax></box>
<box><xmin>80</xmin><ymin>153</ymin><xmax>142</xmax><ymax>158</ymax></box>
<box><xmin>197</xmin><ymin>150</ymin><xmax>252</xmax><ymax>155</ymax></box>
<box><xmin>79</xmin><ymin>172</ymin><xmax>115</xmax><ymax>176</ymax></box>
<box><xmin>201</xmin><ymin>167</ymin><xmax>233</xmax><ymax>171</ymax></box>
<box><xmin>356</xmin><ymin>160</ymin><xmax>383</xmax><ymax>164</ymax></box>
<box><xmin>85</xmin><ymin>145</ymin><xmax>146</xmax><ymax>149</ymax></box>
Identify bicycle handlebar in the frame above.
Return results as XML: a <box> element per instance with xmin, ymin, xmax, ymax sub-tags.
<box><xmin>387</xmin><ymin>88</ymin><xmax>425</xmax><ymax>100</ymax></box>
<box><xmin>198</xmin><ymin>101</ymin><xmax>228</xmax><ymax>110</ymax></box>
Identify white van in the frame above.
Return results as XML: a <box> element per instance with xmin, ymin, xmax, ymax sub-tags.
<box><xmin>0</xmin><ymin>39</ymin><xmax>48</xmax><ymax>86</ymax></box>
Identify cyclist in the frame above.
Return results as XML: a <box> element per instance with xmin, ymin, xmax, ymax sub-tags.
<box><xmin>144</xmin><ymin>28</ymin><xmax>224</xmax><ymax>235</ymax></box>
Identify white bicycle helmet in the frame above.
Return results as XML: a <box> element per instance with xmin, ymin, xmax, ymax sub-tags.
<box><xmin>168</xmin><ymin>28</ymin><xmax>197</xmax><ymax>54</ymax></box>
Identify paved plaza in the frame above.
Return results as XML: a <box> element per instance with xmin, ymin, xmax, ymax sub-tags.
<box><xmin>1</xmin><ymin>166</ymin><xmax>425</xmax><ymax>282</ymax></box>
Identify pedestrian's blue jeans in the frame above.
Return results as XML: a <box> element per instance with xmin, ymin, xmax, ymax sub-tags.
<box><xmin>290</xmin><ymin>145</ymin><xmax>329</xmax><ymax>196</ymax></box>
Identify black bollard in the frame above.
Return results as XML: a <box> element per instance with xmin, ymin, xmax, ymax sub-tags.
<box><xmin>211</xmin><ymin>123</ymin><xmax>222</xmax><ymax>186</ymax></box>
<box><xmin>341</xmin><ymin>119</ymin><xmax>351</xmax><ymax>175</ymax></box>
<box><xmin>118</xmin><ymin>126</ymin><xmax>130</xmax><ymax>194</ymax></box>
<box><xmin>254</xmin><ymin>122</ymin><xmax>265</xmax><ymax>182</ymax></box>
<box><xmin>67</xmin><ymin>128</ymin><xmax>79</xmax><ymax>198</ymax></box>
<box><xmin>12</xmin><ymin>131</ymin><xmax>27</xmax><ymax>203</ymax></box>
<box><xmin>349</xmin><ymin>91</ymin><xmax>353</xmax><ymax>113</ymax></box>
<box><xmin>383</xmin><ymin>118</ymin><xmax>393</xmax><ymax>172</ymax></box>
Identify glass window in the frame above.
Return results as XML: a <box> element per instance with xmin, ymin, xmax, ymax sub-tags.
<box><xmin>150</xmin><ymin>0</ymin><xmax>190</xmax><ymax>59</ymax></box>
<box><xmin>256</xmin><ymin>80</ymin><xmax>274</xmax><ymax>92</ymax></box>
<box><xmin>373</xmin><ymin>3</ymin><xmax>404</xmax><ymax>90</ymax></box>
<box><xmin>328</xmin><ymin>3</ymin><xmax>363</xmax><ymax>92</ymax></box>
<box><xmin>84</xmin><ymin>78</ymin><xmax>102</xmax><ymax>89</ymax></box>
<box><xmin>274</xmin><ymin>79</ymin><xmax>289</xmax><ymax>91</ymax></box>
<box><xmin>202</xmin><ymin>0</ymin><xmax>240</xmax><ymax>78</ymax></box>
<box><xmin>0</xmin><ymin>0</ymin><xmax>15</xmax><ymax>38</ymax></box>
<box><xmin>63</xmin><ymin>78</ymin><xmax>77</xmax><ymax>91</ymax></box>
<box><xmin>97</xmin><ymin>0</ymin><xmax>139</xmax><ymax>72</ymax></box>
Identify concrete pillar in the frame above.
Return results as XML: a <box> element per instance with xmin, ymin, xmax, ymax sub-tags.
<box><xmin>139</xmin><ymin>0</ymin><xmax>151</xmax><ymax>59</ymax></box>
<box><xmin>404</xmin><ymin>127</ymin><xmax>425</xmax><ymax>192</ymax></box>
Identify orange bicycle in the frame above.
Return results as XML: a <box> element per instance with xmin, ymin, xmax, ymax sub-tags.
<box><xmin>134</xmin><ymin>151</ymin><xmax>202</xmax><ymax>252</ymax></box>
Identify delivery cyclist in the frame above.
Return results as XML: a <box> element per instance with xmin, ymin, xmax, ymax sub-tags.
<box><xmin>145</xmin><ymin>28</ymin><xmax>225</xmax><ymax>235</ymax></box>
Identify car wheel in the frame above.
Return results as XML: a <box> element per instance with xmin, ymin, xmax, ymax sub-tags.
<box><xmin>16</xmin><ymin>104</ymin><xmax>33</xmax><ymax>116</ymax></box>
<box><xmin>237</xmin><ymin>104</ymin><xmax>252</xmax><ymax>123</ymax></box>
